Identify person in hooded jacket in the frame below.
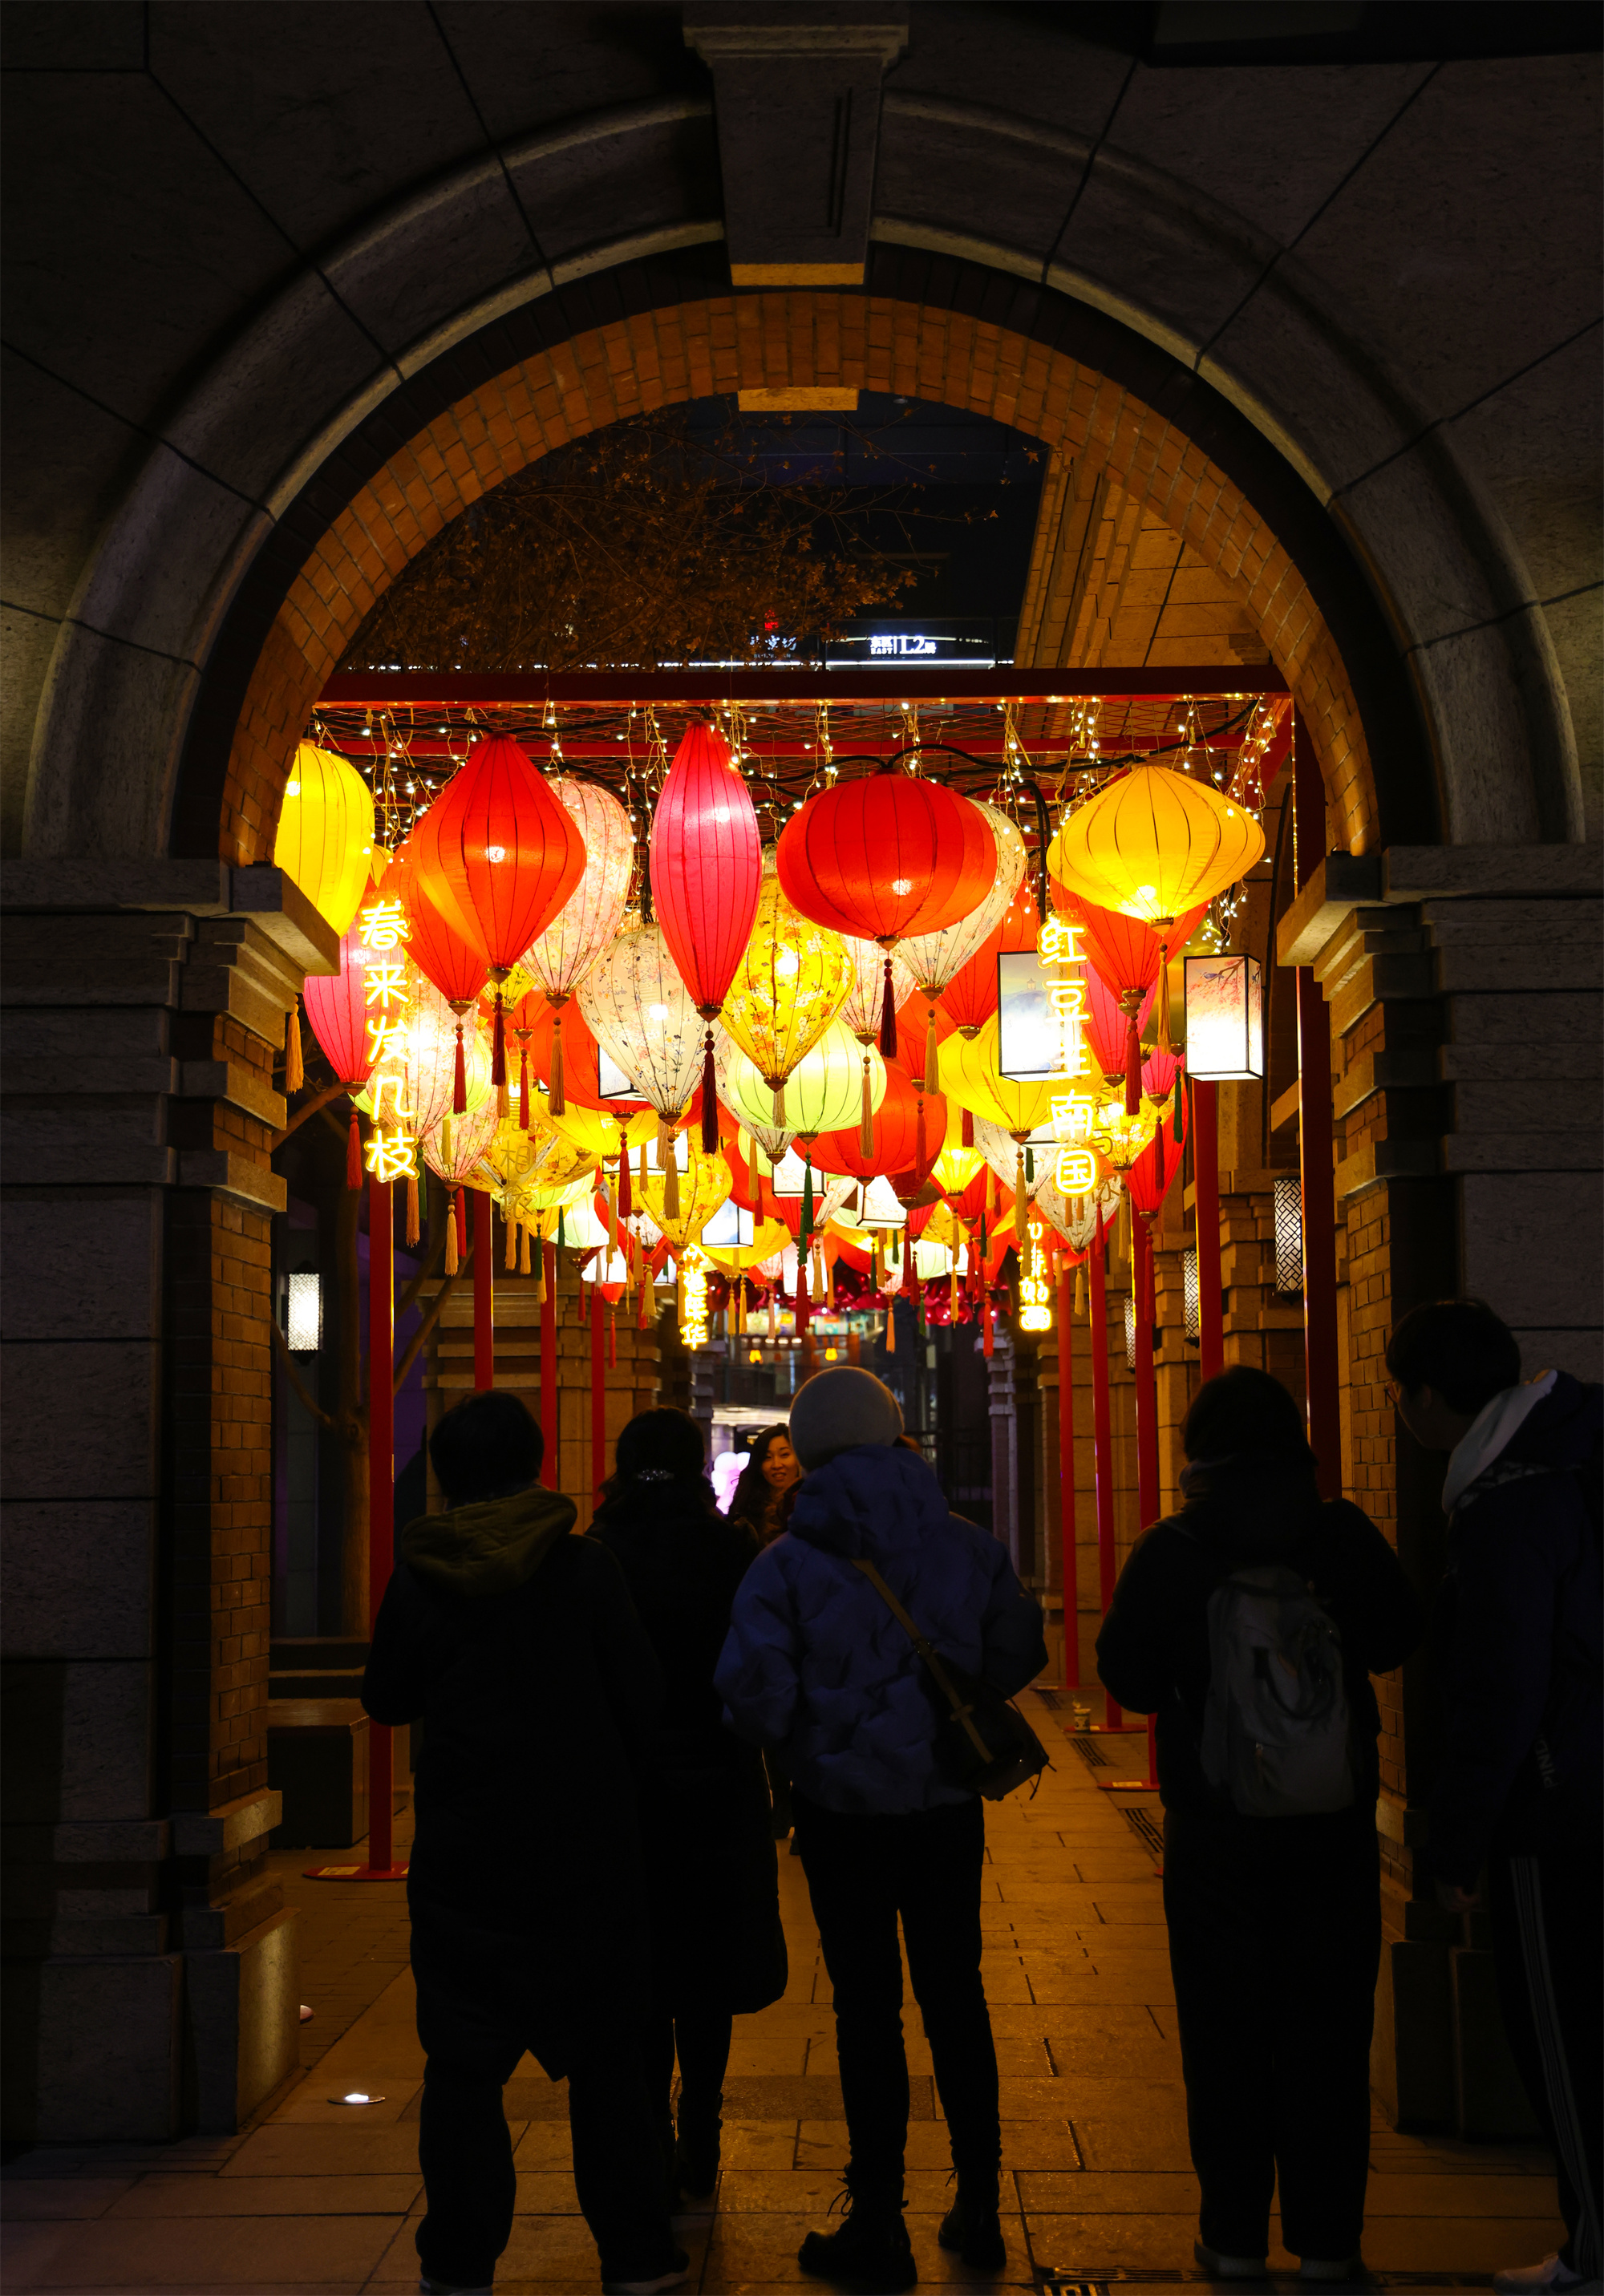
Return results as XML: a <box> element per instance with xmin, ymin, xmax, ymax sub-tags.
<box><xmin>1096</xmin><ymin>1365</ymin><xmax>1421</xmax><ymax>2285</ymax></box>
<box><xmin>715</xmin><ymin>1367</ymin><xmax>1047</xmax><ymax>2294</ymax></box>
<box><xmin>362</xmin><ymin>1390</ymin><xmax>686</xmax><ymax>2296</ymax></box>
<box><xmin>1386</xmin><ymin>1301</ymin><xmax>1602</xmax><ymax>2296</ymax></box>
<box><xmin>588</xmin><ymin>1408</ymin><xmax>788</xmax><ymax>2209</ymax></box>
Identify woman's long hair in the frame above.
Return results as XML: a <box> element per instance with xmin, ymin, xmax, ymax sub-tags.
<box><xmin>727</xmin><ymin>1423</ymin><xmax>794</xmax><ymax>1535</ymax></box>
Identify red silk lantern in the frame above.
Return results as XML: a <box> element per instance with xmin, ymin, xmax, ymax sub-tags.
<box><xmin>1128</xmin><ymin>1080</ymin><xmax>1189</xmax><ymax>1217</ymax></box>
<box><xmin>1057</xmin><ymin>889</ymin><xmax>1205</xmax><ymax>1116</ymax></box>
<box><xmin>810</xmin><ymin>1060</ymin><xmax>948</xmax><ymax>1190</ymax></box>
<box><xmin>391</xmin><ymin>847</ymin><xmax>488</xmax><ymax>1115</ymax></box>
<box><xmin>777</xmin><ymin>770</ymin><xmax>997</xmax><ymax>1059</ymax></box>
<box><xmin>649</xmin><ymin>719</ymin><xmax>763</xmax><ymax>1152</ymax></box>
<box><xmin>940</xmin><ymin>883</ymin><xmax>1039</xmax><ymax>1039</ymax></box>
<box><xmin>411</xmin><ymin>732</ymin><xmax>586</xmax><ymax>1092</ymax></box>
<box><xmin>1084</xmin><ymin>963</ymin><xmax>1153</xmax><ymax>1088</ymax></box>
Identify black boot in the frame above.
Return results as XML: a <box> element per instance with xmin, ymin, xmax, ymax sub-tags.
<box><xmin>938</xmin><ymin>2167</ymin><xmax>1005</xmax><ymax>2270</ymax></box>
<box><xmin>673</xmin><ymin>2094</ymin><xmax>722</xmax><ymax>2201</ymax></box>
<box><xmin>799</xmin><ymin>2172</ymin><xmax>917</xmax><ymax>2293</ymax></box>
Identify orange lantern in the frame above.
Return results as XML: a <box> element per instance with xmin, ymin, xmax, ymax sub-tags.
<box><xmin>411</xmin><ymin>732</ymin><xmax>586</xmax><ymax>1091</ymax></box>
<box><xmin>390</xmin><ymin>845</ymin><xmax>489</xmax><ymax>1115</ymax></box>
<box><xmin>776</xmin><ymin>767</ymin><xmax>997</xmax><ymax>1059</ymax></box>
<box><xmin>810</xmin><ymin>1059</ymin><xmax>948</xmax><ymax>1195</ymax></box>
<box><xmin>650</xmin><ymin>720</ymin><xmax>764</xmax><ymax>1152</ymax></box>
<box><xmin>1056</xmin><ymin>890</ymin><xmax>1206</xmax><ymax>1114</ymax></box>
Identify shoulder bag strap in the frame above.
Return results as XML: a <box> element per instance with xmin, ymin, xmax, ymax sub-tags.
<box><xmin>852</xmin><ymin>1557</ymin><xmax>992</xmax><ymax>1765</ymax></box>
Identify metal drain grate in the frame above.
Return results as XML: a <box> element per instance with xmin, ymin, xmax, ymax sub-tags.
<box><xmin>1120</xmin><ymin>1804</ymin><xmax>1165</xmax><ymax>1858</ymax></box>
<box><xmin>1068</xmin><ymin>1732</ymin><xmax>1109</xmax><ymax>1768</ymax></box>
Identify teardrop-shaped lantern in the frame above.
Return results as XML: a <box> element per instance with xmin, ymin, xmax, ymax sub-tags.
<box><xmin>523</xmin><ymin>776</ymin><xmax>634</xmax><ymax>1114</ymax></box>
<box><xmin>838</xmin><ymin>935</ymin><xmax>915</xmax><ymax>1045</ymax></box>
<box><xmin>1047</xmin><ymin>763</ymin><xmax>1263</xmax><ymax>925</ymax></box>
<box><xmin>899</xmin><ymin>801</ymin><xmax>1027</xmax><ymax>1083</ymax></box>
<box><xmin>939</xmin><ymin>1015</ymin><xmax>1057</xmax><ymax>1140</ymax></box>
<box><xmin>576</xmin><ymin>921</ymin><xmax>707</xmax><ymax>1125</ymax></box>
<box><xmin>355</xmin><ymin>962</ymin><xmax>492</xmax><ymax>1134</ymax></box>
<box><xmin>715</xmin><ymin>1039</ymin><xmax>796</xmax><ymax>1169</ymax></box>
<box><xmin>639</xmin><ymin>1140</ymin><xmax>734</xmax><ymax>1252</ymax></box>
<box><xmin>302</xmin><ymin>886</ymin><xmax>385</xmax><ymax>1091</ymax></box>
<box><xmin>940</xmin><ymin>881</ymin><xmax>1039</xmax><ymax>1039</ymax></box>
<box><xmin>779</xmin><ymin>1018</ymin><xmax>887</xmax><ymax>1143</ymax></box>
<box><xmin>776</xmin><ymin>769</ymin><xmax>997</xmax><ymax>1059</ymax></box>
<box><xmin>721</xmin><ymin>850</ymin><xmax>853</xmax><ymax>1095</ymax></box>
<box><xmin>1057</xmin><ymin>889</ymin><xmax>1205</xmax><ymax>1112</ymax></box>
<box><xmin>810</xmin><ymin>1059</ymin><xmax>948</xmax><ymax>1187</ymax></box>
<box><xmin>420</xmin><ymin>1092</ymin><xmax>501</xmax><ymax>1188</ymax></box>
<box><xmin>273</xmin><ymin>739</ymin><xmax>375</xmax><ymax>936</ymax></box>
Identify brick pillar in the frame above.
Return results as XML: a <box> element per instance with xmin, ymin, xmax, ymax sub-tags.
<box><xmin>1</xmin><ymin>863</ymin><xmax>334</xmax><ymax>2141</ymax></box>
<box><xmin>1278</xmin><ymin>843</ymin><xmax>1600</xmax><ymax>2134</ymax></box>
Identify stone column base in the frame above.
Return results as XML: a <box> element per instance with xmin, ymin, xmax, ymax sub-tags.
<box><xmin>2</xmin><ymin>1951</ymin><xmax>182</xmax><ymax>2143</ymax></box>
<box><xmin>184</xmin><ymin>1907</ymin><xmax>301</xmax><ymax>2135</ymax></box>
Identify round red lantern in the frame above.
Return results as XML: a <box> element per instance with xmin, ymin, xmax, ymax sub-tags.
<box><xmin>776</xmin><ymin>768</ymin><xmax>997</xmax><ymax>1058</ymax></box>
<box><xmin>649</xmin><ymin>719</ymin><xmax>763</xmax><ymax>1151</ymax></box>
<box><xmin>810</xmin><ymin>1060</ymin><xmax>947</xmax><ymax>1193</ymax></box>
<box><xmin>411</xmin><ymin>732</ymin><xmax>586</xmax><ymax>1091</ymax></box>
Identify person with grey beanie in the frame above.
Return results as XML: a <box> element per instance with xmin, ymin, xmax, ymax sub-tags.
<box><xmin>715</xmin><ymin>1367</ymin><xmax>1047</xmax><ymax>2291</ymax></box>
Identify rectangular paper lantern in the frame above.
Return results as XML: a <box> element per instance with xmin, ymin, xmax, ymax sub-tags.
<box><xmin>286</xmin><ymin>1270</ymin><xmax>322</xmax><ymax>1353</ymax></box>
<box><xmin>701</xmin><ymin>1200</ymin><xmax>755</xmax><ymax>1249</ymax></box>
<box><xmin>997</xmin><ymin>949</ymin><xmax>1060</xmax><ymax>1079</ymax></box>
<box><xmin>1184</xmin><ymin>953</ymin><xmax>1263</xmax><ymax>1081</ymax></box>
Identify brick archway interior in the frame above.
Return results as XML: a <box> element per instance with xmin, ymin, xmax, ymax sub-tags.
<box><xmin>224</xmin><ymin>291</ymin><xmax>1379</xmax><ymax>864</ymax></box>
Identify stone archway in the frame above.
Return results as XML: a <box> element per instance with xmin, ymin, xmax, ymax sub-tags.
<box><xmin>221</xmin><ymin>289</ymin><xmax>1381</xmax><ymax>866</ymax></box>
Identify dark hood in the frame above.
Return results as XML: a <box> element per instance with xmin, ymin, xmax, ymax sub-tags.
<box><xmin>1178</xmin><ymin>1446</ymin><xmax>1325</xmax><ymax>1563</ymax></box>
<box><xmin>400</xmin><ymin>1484</ymin><xmax>576</xmax><ymax>1597</ymax></box>
<box><xmin>1501</xmin><ymin>1371</ymin><xmax>1601</xmax><ymax>1473</ymax></box>
<box><xmin>788</xmin><ymin>1444</ymin><xmax>950</xmax><ymax>1559</ymax></box>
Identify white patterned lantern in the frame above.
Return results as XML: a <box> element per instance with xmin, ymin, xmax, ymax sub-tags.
<box><xmin>522</xmin><ymin>778</ymin><xmax>634</xmax><ymax>1111</ymax></box>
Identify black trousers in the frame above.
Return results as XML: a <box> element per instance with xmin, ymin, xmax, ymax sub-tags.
<box><xmin>1161</xmin><ymin>1806</ymin><xmax>1379</xmax><ymax>2263</ymax></box>
<box><xmin>793</xmin><ymin>1789</ymin><xmax>1000</xmax><ymax>2197</ymax></box>
<box><xmin>1487</xmin><ymin>1845</ymin><xmax>1603</xmax><ymax>2279</ymax></box>
<box><xmin>410</xmin><ymin>1906</ymin><xmax>675</xmax><ymax>2288</ymax></box>
<box><xmin>644</xmin><ymin>1996</ymin><xmax>732</xmax><ymax>2140</ymax></box>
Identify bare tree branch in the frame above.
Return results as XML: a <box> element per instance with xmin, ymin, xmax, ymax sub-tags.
<box><xmin>273</xmin><ymin>1080</ymin><xmax>350</xmax><ymax>1151</ymax></box>
<box><xmin>270</xmin><ymin>1314</ymin><xmax>338</xmax><ymax>1431</ymax></box>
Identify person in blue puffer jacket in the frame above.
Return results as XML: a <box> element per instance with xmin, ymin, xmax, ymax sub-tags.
<box><xmin>715</xmin><ymin>1367</ymin><xmax>1047</xmax><ymax>2294</ymax></box>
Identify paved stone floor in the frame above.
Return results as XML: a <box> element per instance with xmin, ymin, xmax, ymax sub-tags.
<box><xmin>2</xmin><ymin>1692</ymin><xmax>1564</xmax><ymax>2294</ymax></box>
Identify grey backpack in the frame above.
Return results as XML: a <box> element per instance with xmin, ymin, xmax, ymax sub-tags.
<box><xmin>1199</xmin><ymin>1564</ymin><xmax>1355</xmax><ymax>1817</ymax></box>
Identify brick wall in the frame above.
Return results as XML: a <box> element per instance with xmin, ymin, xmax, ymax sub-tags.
<box><xmin>218</xmin><ymin>292</ymin><xmax>1380</xmax><ymax>869</ymax></box>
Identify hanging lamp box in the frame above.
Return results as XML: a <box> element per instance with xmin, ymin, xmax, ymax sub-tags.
<box><xmin>1183</xmin><ymin>953</ymin><xmax>1263</xmax><ymax>1081</ymax></box>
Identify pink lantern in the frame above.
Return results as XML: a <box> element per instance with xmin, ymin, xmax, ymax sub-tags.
<box><xmin>302</xmin><ymin>882</ymin><xmax>384</xmax><ymax>1188</ymax></box>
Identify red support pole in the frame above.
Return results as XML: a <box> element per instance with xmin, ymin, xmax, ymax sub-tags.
<box><xmin>1088</xmin><ymin>1204</ymin><xmax>1122</xmax><ymax>1729</ymax></box>
<box><xmin>1056</xmin><ymin>1261</ymin><xmax>1079</xmax><ymax>1691</ymax></box>
<box><xmin>590</xmin><ymin>1278</ymin><xmax>607</xmax><ymax>1503</ymax></box>
<box><xmin>1294</xmin><ymin>713</ymin><xmax>1343</xmax><ymax>1500</ymax></box>
<box><xmin>367</xmin><ymin>1172</ymin><xmax>398</xmax><ymax>1876</ymax></box>
<box><xmin>540</xmin><ymin>1239</ymin><xmax>559</xmax><ymax>1490</ymax></box>
<box><xmin>1193</xmin><ymin>1079</ymin><xmax>1225</xmax><ymax>1383</ymax></box>
<box><xmin>1132</xmin><ymin>1218</ymin><xmax>1160</xmax><ymax>1530</ymax></box>
<box><xmin>472</xmin><ymin>1190</ymin><xmax>494</xmax><ymax>1392</ymax></box>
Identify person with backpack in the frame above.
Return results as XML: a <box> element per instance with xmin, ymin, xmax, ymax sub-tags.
<box><xmin>1096</xmin><ymin>1364</ymin><xmax>1421</xmax><ymax>2282</ymax></box>
<box><xmin>362</xmin><ymin>1391</ymin><xmax>687</xmax><ymax>2296</ymax></box>
<box><xmin>714</xmin><ymin>1367</ymin><xmax>1048</xmax><ymax>2292</ymax></box>
<box><xmin>1385</xmin><ymin>1301</ymin><xmax>1602</xmax><ymax>2296</ymax></box>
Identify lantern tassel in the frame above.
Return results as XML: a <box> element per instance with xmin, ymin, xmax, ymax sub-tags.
<box><xmin>405</xmin><ymin>1167</ymin><xmax>420</xmax><ymax>1249</ymax></box>
<box><xmin>1075</xmin><ymin>1263</ymin><xmax>1086</xmax><ymax>1318</ymax></box>
<box><xmin>1156</xmin><ymin>940</ymin><xmax>1174</xmax><ymax>1056</ymax></box>
<box><xmin>535</xmin><ymin>1226</ymin><xmax>545</xmax><ymax>1303</ymax></box>
<box><xmin>638</xmin><ymin>1253</ymin><xmax>650</xmax><ymax>1327</ymax></box>
<box><xmin>444</xmin><ymin>1197</ymin><xmax>460</xmax><ymax>1276</ymax></box>
<box><xmin>773</xmin><ymin>1080</ymin><xmax>786</xmax><ymax>1127</ymax></box>
<box><xmin>859</xmin><ymin>1056</ymin><xmax>874</xmax><ymax>1156</ymax></box>
<box><xmin>618</xmin><ymin>1141</ymin><xmax>632</xmax><ymax>1221</ymax></box>
<box><xmin>455</xmin><ymin>1186</ymin><xmax>468</xmax><ymax>1269</ymax></box>
<box><xmin>1015</xmin><ymin>1148</ymin><xmax>1028</xmax><ymax>1243</ymax></box>
<box><xmin>768</xmin><ymin>1291</ymin><xmax>777</xmax><ymax>1341</ymax></box>
<box><xmin>440</xmin><ymin>1112</ymin><xmax>453</xmax><ymax>1167</ymax></box>
<box><xmin>519</xmin><ymin>1043</ymin><xmax>531</xmax><ymax>1131</ymax></box>
<box><xmin>962</xmin><ymin>1107</ymin><xmax>974</xmax><ymax>1148</ymax></box>
<box><xmin>505</xmin><ymin>1207</ymin><xmax>517</xmax><ymax>1271</ymax></box>
<box><xmin>1155</xmin><ymin>1122</ymin><xmax>1166</xmax><ymax>1193</ymax></box>
<box><xmin>549</xmin><ymin>1011</ymin><xmax>565</xmax><ymax>1117</ymax></box>
<box><xmin>662</xmin><ymin>1127</ymin><xmax>681</xmax><ymax>1224</ymax></box>
<box><xmin>700</xmin><ymin>1030</ymin><xmax>719</xmax><ymax>1154</ymax></box>
<box><xmin>925</xmin><ymin>1000</ymin><xmax>941</xmax><ymax>1096</ymax></box>
<box><xmin>285</xmin><ymin>998</ymin><xmax>304</xmax><ymax>1094</ymax></box>
<box><xmin>608</xmin><ymin>1311</ymin><xmax>617</xmax><ymax>1371</ymax></box>
<box><xmin>878</xmin><ymin>954</ymin><xmax>897</xmax><ymax>1057</ymax></box>
<box><xmin>606</xmin><ymin>1170</ymin><xmax>619</xmax><ymax>1261</ymax></box>
<box><xmin>346</xmin><ymin>1103</ymin><xmax>362</xmax><ymax>1191</ymax></box>
<box><xmin>492</xmin><ymin>992</ymin><xmax>507</xmax><ymax>1091</ymax></box>
<box><xmin>916</xmin><ymin>1092</ymin><xmax>927</xmax><ymax>1176</ymax></box>
<box><xmin>1124</xmin><ymin>1004</ymin><xmax>1142</xmax><ymax>1117</ymax></box>
<box><xmin>800</xmin><ymin>1160</ymin><xmax>814</xmax><ymax>1251</ymax></box>
<box><xmin>886</xmin><ymin>1294</ymin><xmax>897</xmax><ymax>1354</ymax></box>
<box><xmin>453</xmin><ymin>1022</ymin><xmax>467</xmax><ymax>1116</ymax></box>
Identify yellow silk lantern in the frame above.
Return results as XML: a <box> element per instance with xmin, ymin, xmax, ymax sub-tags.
<box><xmin>939</xmin><ymin>1016</ymin><xmax>1057</xmax><ymax>1139</ymax></box>
<box><xmin>273</xmin><ymin>740</ymin><xmax>375</xmax><ymax>936</ymax></box>
<box><xmin>775</xmin><ymin>1017</ymin><xmax>885</xmax><ymax>1143</ymax></box>
<box><xmin>1047</xmin><ymin>763</ymin><xmax>1264</xmax><ymax>926</ymax></box>
<box><xmin>493</xmin><ymin>1124</ymin><xmax>600</xmax><ymax>1209</ymax></box>
<box><xmin>720</xmin><ymin>854</ymin><xmax>853</xmax><ymax>1099</ymax></box>
<box><xmin>547</xmin><ymin>1100</ymin><xmax>658</xmax><ymax>1164</ymax></box>
<box><xmin>639</xmin><ymin>1141</ymin><xmax>732</xmax><ymax>1250</ymax></box>
<box><xmin>933</xmin><ymin>1142</ymin><xmax>986</xmax><ymax>1197</ymax></box>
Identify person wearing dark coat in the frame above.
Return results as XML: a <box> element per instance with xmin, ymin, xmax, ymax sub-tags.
<box><xmin>715</xmin><ymin>1367</ymin><xmax>1047</xmax><ymax>2293</ymax></box>
<box><xmin>362</xmin><ymin>1390</ymin><xmax>686</xmax><ymax>2296</ymax></box>
<box><xmin>1387</xmin><ymin>1301</ymin><xmax>1602</xmax><ymax>2296</ymax></box>
<box><xmin>588</xmin><ymin>1408</ymin><xmax>788</xmax><ymax>2207</ymax></box>
<box><xmin>1096</xmin><ymin>1365</ymin><xmax>1421</xmax><ymax>2283</ymax></box>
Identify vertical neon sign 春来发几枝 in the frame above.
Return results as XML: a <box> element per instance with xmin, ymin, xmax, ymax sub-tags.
<box><xmin>359</xmin><ymin>896</ymin><xmax>417</xmax><ymax>1184</ymax></box>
